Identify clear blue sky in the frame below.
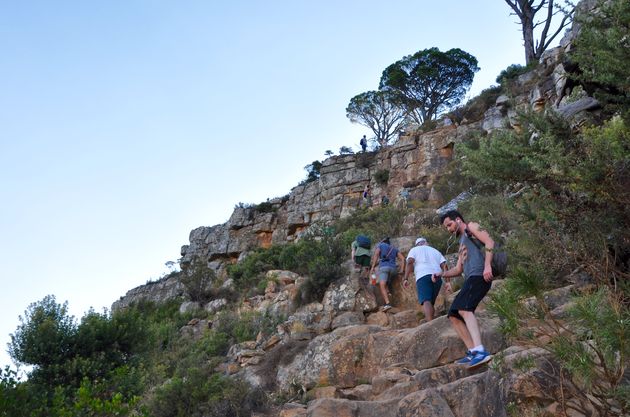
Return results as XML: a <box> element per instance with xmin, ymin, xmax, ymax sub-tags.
<box><xmin>0</xmin><ymin>0</ymin><xmax>543</xmax><ymax>370</ymax></box>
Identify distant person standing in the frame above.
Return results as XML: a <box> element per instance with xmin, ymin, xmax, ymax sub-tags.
<box><xmin>404</xmin><ymin>237</ymin><xmax>448</xmax><ymax>321</ymax></box>
<box><xmin>360</xmin><ymin>135</ymin><xmax>368</xmax><ymax>152</ymax></box>
<box><xmin>370</xmin><ymin>237</ymin><xmax>405</xmax><ymax>311</ymax></box>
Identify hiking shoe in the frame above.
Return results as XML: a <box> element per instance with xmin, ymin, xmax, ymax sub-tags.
<box><xmin>455</xmin><ymin>350</ymin><xmax>475</xmax><ymax>364</ymax></box>
<box><xmin>468</xmin><ymin>350</ymin><xmax>492</xmax><ymax>368</ymax></box>
<box><xmin>382</xmin><ymin>304</ymin><xmax>392</xmax><ymax>312</ymax></box>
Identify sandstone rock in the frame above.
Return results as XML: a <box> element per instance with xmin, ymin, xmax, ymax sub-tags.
<box><xmin>388</xmin><ymin>309</ymin><xmax>420</xmax><ymax>329</ymax></box>
<box><xmin>263</xmin><ymin>334</ymin><xmax>282</xmax><ymax>350</ymax></box>
<box><xmin>179</xmin><ymin>319</ymin><xmax>210</xmax><ymax>340</ymax></box>
<box><xmin>279</xmin><ymin>403</ymin><xmax>307</xmax><ymax>417</ymax></box>
<box><xmin>331</xmin><ymin>311</ymin><xmax>365</xmax><ymax>330</ymax></box>
<box><xmin>112</xmin><ymin>273</ymin><xmax>184</xmax><ymax>311</ymax></box>
<box><xmin>276</xmin><ymin>325</ymin><xmax>384</xmax><ymax>391</ymax></box>
<box><xmin>556</xmin><ymin>96</ymin><xmax>600</xmax><ymax>120</ymax></box>
<box><xmin>322</xmin><ymin>272</ymin><xmax>377</xmax><ymax>314</ymax></box>
<box><xmin>366</xmin><ymin>311</ymin><xmax>389</xmax><ymax>326</ymax></box>
<box><xmin>482</xmin><ymin>106</ymin><xmax>506</xmax><ymax>132</ymax></box>
<box><xmin>267</xmin><ymin>269</ymin><xmax>300</xmax><ymax>285</ymax></box>
<box><xmin>179</xmin><ymin>301</ymin><xmax>201</xmax><ymax>314</ymax></box>
<box><xmin>398</xmin><ymin>389</ymin><xmax>456</xmax><ymax>417</ymax></box>
<box><xmin>308</xmin><ymin>386</ymin><xmax>339</xmax><ymax>399</ymax></box>
<box><xmin>306</xmin><ymin>398</ymin><xmax>399</xmax><ymax>417</ymax></box>
<box><xmin>204</xmin><ymin>298</ymin><xmax>227</xmax><ymax>314</ymax></box>
<box><xmin>436</xmin><ymin>191</ymin><xmax>472</xmax><ymax>216</ymax></box>
<box><xmin>339</xmin><ymin>384</ymin><xmax>373</xmax><ymax>401</ymax></box>
<box><xmin>496</xmin><ymin>94</ymin><xmax>510</xmax><ymax>107</ymax></box>
<box><xmin>437</xmin><ymin>371</ymin><xmax>507</xmax><ymax>417</ymax></box>
<box><xmin>371</xmin><ymin>367</ymin><xmax>413</xmax><ymax>395</ymax></box>
<box><xmin>277</xmin><ymin>310</ymin><xmax>505</xmax><ymax>392</ymax></box>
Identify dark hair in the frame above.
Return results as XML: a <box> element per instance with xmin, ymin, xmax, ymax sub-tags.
<box><xmin>439</xmin><ymin>210</ymin><xmax>464</xmax><ymax>224</ymax></box>
<box><xmin>381</xmin><ymin>237</ymin><xmax>391</xmax><ymax>244</ymax></box>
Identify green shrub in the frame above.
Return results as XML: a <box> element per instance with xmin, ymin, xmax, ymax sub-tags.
<box><xmin>148</xmin><ymin>370</ymin><xmax>264</xmax><ymax>417</ymax></box>
<box><xmin>356</xmin><ymin>152</ymin><xmax>376</xmax><ymax>168</ymax></box>
<box><xmin>226</xmin><ymin>246</ymin><xmax>283</xmax><ymax>291</ymax></box>
<box><xmin>373</xmin><ymin>169</ymin><xmax>389</xmax><ymax>185</ymax></box>
<box><xmin>496</xmin><ymin>64</ymin><xmax>529</xmax><ymax>85</ymax></box>
<box><xmin>572</xmin><ymin>0</ymin><xmax>630</xmax><ymax>119</ymax></box>
<box><xmin>181</xmin><ymin>257</ymin><xmax>217</xmax><ymax>303</ymax></box>
<box><xmin>450</xmin><ymin>86</ymin><xmax>503</xmax><ymax>123</ymax></box>
<box><xmin>254</xmin><ymin>201</ymin><xmax>275</xmax><ymax>213</ymax></box>
<box><xmin>300</xmin><ymin>160</ymin><xmax>322</xmax><ymax>185</ymax></box>
<box><xmin>334</xmin><ymin>206</ymin><xmax>406</xmax><ymax>242</ymax></box>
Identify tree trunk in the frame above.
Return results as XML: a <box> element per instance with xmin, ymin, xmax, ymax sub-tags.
<box><xmin>521</xmin><ymin>2</ymin><xmax>537</xmax><ymax>65</ymax></box>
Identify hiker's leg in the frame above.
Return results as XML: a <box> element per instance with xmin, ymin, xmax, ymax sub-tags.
<box><xmin>422</xmin><ymin>302</ymin><xmax>435</xmax><ymax>321</ymax></box>
<box><xmin>460</xmin><ymin>310</ymin><xmax>482</xmax><ymax>347</ymax></box>
<box><xmin>379</xmin><ymin>280</ymin><xmax>390</xmax><ymax>304</ymax></box>
<box><xmin>449</xmin><ymin>315</ymin><xmax>474</xmax><ymax>349</ymax></box>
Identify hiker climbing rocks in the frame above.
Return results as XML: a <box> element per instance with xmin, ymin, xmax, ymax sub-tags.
<box><xmin>362</xmin><ymin>183</ymin><xmax>372</xmax><ymax>207</ymax></box>
<box><xmin>370</xmin><ymin>237</ymin><xmax>405</xmax><ymax>312</ymax></box>
<box><xmin>351</xmin><ymin>235</ymin><xmax>372</xmax><ymax>280</ymax></box>
<box><xmin>404</xmin><ymin>237</ymin><xmax>447</xmax><ymax>321</ymax></box>
<box><xmin>398</xmin><ymin>187</ymin><xmax>410</xmax><ymax>208</ymax></box>
<box><xmin>435</xmin><ymin>210</ymin><xmax>495</xmax><ymax>368</ymax></box>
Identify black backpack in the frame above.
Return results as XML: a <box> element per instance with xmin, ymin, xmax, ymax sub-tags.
<box><xmin>464</xmin><ymin>229</ymin><xmax>508</xmax><ymax>277</ymax></box>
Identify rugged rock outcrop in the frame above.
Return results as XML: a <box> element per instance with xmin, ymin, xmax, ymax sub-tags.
<box><xmin>110</xmin><ymin>25</ymin><xmax>612</xmax><ymax>417</ymax></box>
<box><xmin>208</xmin><ymin>264</ymin><xmax>587</xmax><ymax>417</ymax></box>
<box><xmin>179</xmin><ymin>125</ymin><xmax>468</xmax><ymax>272</ymax></box>
<box><xmin>176</xmin><ymin>34</ymin><xmax>599</xmax><ymax>279</ymax></box>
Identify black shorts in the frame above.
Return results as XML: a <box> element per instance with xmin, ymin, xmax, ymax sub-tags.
<box><xmin>354</xmin><ymin>255</ymin><xmax>371</xmax><ymax>267</ymax></box>
<box><xmin>447</xmin><ymin>275</ymin><xmax>491</xmax><ymax>322</ymax></box>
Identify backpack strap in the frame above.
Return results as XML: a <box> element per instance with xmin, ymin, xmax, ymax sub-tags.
<box><xmin>464</xmin><ymin>227</ymin><xmax>482</xmax><ymax>249</ymax></box>
<box><xmin>381</xmin><ymin>244</ymin><xmax>395</xmax><ymax>261</ymax></box>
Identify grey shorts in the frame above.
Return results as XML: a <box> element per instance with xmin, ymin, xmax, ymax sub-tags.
<box><xmin>378</xmin><ymin>266</ymin><xmax>397</xmax><ymax>283</ymax></box>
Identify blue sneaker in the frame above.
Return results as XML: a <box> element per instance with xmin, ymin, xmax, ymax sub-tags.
<box><xmin>468</xmin><ymin>350</ymin><xmax>492</xmax><ymax>368</ymax></box>
<box><xmin>455</xmin><ymin>350</ymin><xmax>475</xmax><ymax>364</ymax></box>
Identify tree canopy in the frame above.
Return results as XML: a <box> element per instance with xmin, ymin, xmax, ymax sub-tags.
<box><xmin>346</xmin><ymin>90</ymin><xmax>408</xmax><ymax>147</ymax></box>
<box><xmin>379</xmin><ymin>47</ymin><xmax>479</xmax><ymax>125</ymax></box>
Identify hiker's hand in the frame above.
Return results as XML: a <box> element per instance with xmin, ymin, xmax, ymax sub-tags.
<box><xmin>432</xmin><ymin>272</ymin><xmax>441</xmax><ymax>283</ymax></box>
<box><xmin>483</xmin><ymin>266</ymin><xmax>493</xmax><ymax>282</ymax></box>
<box><xmin>444</xmin><ymin>282</ymin><xmax>452</xmax><ymax>292</ymax></box>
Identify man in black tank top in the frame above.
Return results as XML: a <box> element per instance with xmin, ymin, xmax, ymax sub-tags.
<box><xmin>433</xmin><ymin>210</ymin><xmax>496</xmax><ymax>368</ymax></box>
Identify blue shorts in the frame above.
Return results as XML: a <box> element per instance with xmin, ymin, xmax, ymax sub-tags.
<box><xmin>378</xmin><ymin>266</ymin><xmax>397</xmax><ymax>283</ymax></box>
<box><xmin>416</xmin><ymin>274</ymin><xmax>442</xmax><ymax>305</ymax></box>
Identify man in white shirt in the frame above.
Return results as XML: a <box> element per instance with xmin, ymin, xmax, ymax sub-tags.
<box><xmin>404</xmin><ymin>237</ymin><xmax>448</xmax><ymax>321</ymax></box>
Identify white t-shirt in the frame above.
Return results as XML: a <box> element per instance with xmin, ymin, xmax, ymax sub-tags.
<box><xmin>406</xmin><ymin>245</ymin><xmax>446</xmax><ymax>281</ymax></box>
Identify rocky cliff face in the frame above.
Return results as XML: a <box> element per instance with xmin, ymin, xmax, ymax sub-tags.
<box><xmin>113</xmin><ymin>26</ymin><xmax>599</xmax><ymax>310</ymax></box>
<box><xmin>178</xmin><ymin>124</ymin><xmax>470</xmax><ymax>272</ymax></box>
<box><xmin>177</xmin><ymin>28</ymin><xmax>595</xmax><ymax>276</ymax></box>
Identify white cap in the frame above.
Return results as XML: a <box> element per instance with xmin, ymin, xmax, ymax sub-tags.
<box><xmin>415</xmin><ymin>237</ymin><xmax>427</xmax><ymax>245</ymax></box>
